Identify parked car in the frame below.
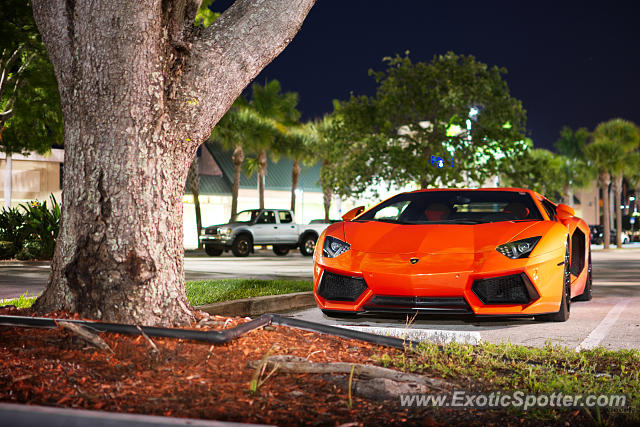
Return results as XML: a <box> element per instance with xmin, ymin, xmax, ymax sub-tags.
<box><xmin>589</xmin><ymin>225</ymin><xmax>629</xmax><ymax>244</ymax></box>
<box><xmin>314</xmin><ymin>188</ymin><xmax>593</xmax><ymax>322</ymax></box>
<box><xmin>200</xmin><ymin>209</ymin><xmax>333</xmax><ymax>257</ymax></box>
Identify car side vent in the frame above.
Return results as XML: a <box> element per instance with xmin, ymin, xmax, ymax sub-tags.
<box><xmin>472</xmin><ymin>273</ymin><xmax>539</xmax><ymax>305</ymax></box>
<box><xmin>317</xmin><ymin>271</ymin><xmax>368</xmax><ymax>302</ymax></box>
<box><xmin>571</xmin><ymin>229</ymin><xmax>586</xmax><ymax>276</ymax></box>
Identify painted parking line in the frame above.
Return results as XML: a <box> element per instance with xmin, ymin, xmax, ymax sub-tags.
<box><xmin>575</xmin><ymin>299</ymin><xmax>630</xmax><ymax>351</ymax></box>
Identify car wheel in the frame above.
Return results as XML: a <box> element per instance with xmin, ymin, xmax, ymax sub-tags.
<box><xmin>204</xmin><ymin>245</ymin><xmax>223</xmax><ymax>256</ymax></box>
<box><xmin>536</xmin><ymin>242</ymin><xmax>571</xmax><ymax>322</ymax></box>
<box><xmin>231</xmin><ymin>235</ymin><xmax>251</xmax><ymax>257</ymax></box>
<box><xmin>272</xmin><ymin>245</ymin><xmax>290</xmax><ymax>256</ymax></box>
<box><xmin>574</xmin><ymin>245</ymin><xmax>593</xmax><ymax>301</ymax></box>
<box><xmin>623</xmin><ymin>237</ymin><xmax>629</xmax><ymax>244</ymax></box>
<box><xmin>299</xmin><ymin>234</ymin><xmax>317</xmax><ymax>257</ymax></box>
<box><xmin>321</xmin><ymin>309</ymin><xmax>358</xmax><ymax>319</ymax></box>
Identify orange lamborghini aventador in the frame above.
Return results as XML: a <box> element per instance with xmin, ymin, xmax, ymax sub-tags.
<box><xmin>313</xmin><ymin>188</ymin><xmax>592</xmax><ymax>322</ymax></box>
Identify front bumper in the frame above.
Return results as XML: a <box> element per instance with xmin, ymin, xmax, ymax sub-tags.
<box><xmin>200</xmin><ymin>234</ymin><xmax>232</xmax><ymax>247</ymax></box>
<box><xmin>313</xmin><ymin>246</ymin><xmax>565</xmax><ymax>316</ymax></box>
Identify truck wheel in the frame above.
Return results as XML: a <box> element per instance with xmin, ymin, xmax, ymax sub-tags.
<box><xmin>204</xmin><ymin>245</ymin><xmax>223</xmax><ymax>256</ymax></box>
<box><xmin>232</xmin><ymin>235</ymin><xmax>251</xmax><ymax>257</ymax></box>
<box><xmin>299</xmin><ymin>234</ymin><xmax>317</xmax><ymax>256</ymax></box>
<box><xmin>273</xmin><ymin>245</ymin><xmax>290</xmax><ymax>256</ymax></box>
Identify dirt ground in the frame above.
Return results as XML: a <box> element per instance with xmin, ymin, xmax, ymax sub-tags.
<box><xmin>0</xmin><ymin>306</ymin><xmax>591</xmax><ymax>426</ymax></box>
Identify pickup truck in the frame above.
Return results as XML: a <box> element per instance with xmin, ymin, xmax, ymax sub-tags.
<box><xmin>200</xmin><ymin>209</ymin><xmax>336</xmax><ymax>257</ymax></box>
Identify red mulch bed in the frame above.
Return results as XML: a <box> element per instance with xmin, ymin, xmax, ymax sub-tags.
<box><xmin>0</xmin><ymin>306</ymin><xmax>542</xmax><ymax>426</ymax></box>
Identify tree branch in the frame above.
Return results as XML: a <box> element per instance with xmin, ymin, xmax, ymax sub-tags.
<box><xmin>32</xmin><ymin>0</ymin><xmax>73</xmax><ymax>104</ymax></box>
<box><xmin>174</xmin><ymin>0</ymin><xmax>316</xmax><ymax>147</ymax></box>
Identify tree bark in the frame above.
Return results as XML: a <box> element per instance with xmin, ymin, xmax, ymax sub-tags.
<box><xmin>31</xmin><ymin>0</ymin><xmax>316</xmax><ymax>325</ymax></box>
<box><xmin>3</xmin><ymin>153</ymin><xmax>11</xmax><ymax>208</ymax></box>
<box><xmin>231</xmin><ymin>144</ymin><xmax>244</xmax><ymax>218</ymax></box>
<box><xmin>600</xmin><ymin>171</ymin><xmax>611</xmax><ymax>249</ymax></box>
<box><xmin>290</xmin><ymin>158</ymin><xmax>300</xmax><ymax>212</ymax></box>
<box><xmin>323</xmin><ymin>185</ymin><xmax>332</xmax><ymax>221</ymax></box>
<box><xmin>613</xmin><ymin>174</ymin><xmax>623</xmax><ymax>248</ymax></box>
<box><xmin>257</xmin><ymin>149</ymin><xmax>267</xmax><ymax>209</ymax></box>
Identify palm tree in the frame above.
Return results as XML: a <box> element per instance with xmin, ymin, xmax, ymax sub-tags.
<box><xmin>311</xmin><ymin>115</ymin><xmax>340</xmax><ymax>220</ymax></box>
<box><xmin>588</xmin><ymin>119</ymin><xmax>640</xmax><ymax>248</ymax></box>
<box><xmin>211</xmin><ymin>102</ymin><xmax>276</xmax><ymax>216</ymax></box>
<box><xmin>554</xmin><ymin>126</ymin><xmax>593</xmax><ymax>207</ymax></box>
<box><xmin>249</xmin><ymin>80</ymin><xmax>300</xmax><ymax>209</ymax></box>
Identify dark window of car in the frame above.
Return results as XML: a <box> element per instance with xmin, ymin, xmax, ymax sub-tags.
<box><xmin>256</xmin><ymin>210</ymin><xmax>276</xmax><ymax>224</ymax></box>
<box><xmin>278</xmin><ymin>211</ymin><xmax>293</xmax><ymax>223</ymax></box>
<box><xmin>541</xmin><ymin>199</ymin><xmax>557</xmax><ymax>221</ymax></box>
<box><xmin>356</xmin><ymin>190</ymin><xmax>544</xmax><ymax>224</ymax></box>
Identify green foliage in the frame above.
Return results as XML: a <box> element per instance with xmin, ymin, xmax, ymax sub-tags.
<box><xmin>0</xmin><ymin>194</ymin><xmax>60</xmax><ymax>259</ymax></box>
<box><xmin>0</xmin><ymin>0</ymin><xmax>63</xmax><ymax>156</ymax></box>
<box><xmin>585</xmin><ymin>119</ymin><xmax>640</xmax><ymax>180</ymax></box>
<box><xmin>0</xmin><ymin>291</ymin><xmax>38</xmax><ymax>308</ymax></box>
<box><xmin>0</xmin><ymin>206</ymin><xmax>27</xmax><ymax>249</ymax></box>
<box><xmin>327</xmin><ymin>52</ymin><xmax>527</xmax><ymax>196</ymax></box>
<box><xmin>18</xmin><ymin>195</ymin><xmax>60</xmax><ymax>259</ymax></box>
<box><xmin>194</xmin><ymin>0</ymin><xmax>220</xmax><ymax>28</ymax></box>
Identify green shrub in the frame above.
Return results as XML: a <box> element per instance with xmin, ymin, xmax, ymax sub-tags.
<box><xmin>18</xmin><ymin>194</ymin><xmax>60</xmax><ymax>259</ymax></box>
<box><xmin>0</xmin><ymin>241</ymin><xmax>16</xmax><ymax>259</ymax></box>
<box><xmin>0</xmin><ymin>207</ymin><xmax>28</xmax><ymax>248</ymax></box>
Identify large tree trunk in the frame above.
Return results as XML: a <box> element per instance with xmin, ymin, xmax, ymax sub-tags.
<box><xmin>187</xmin><ymin>156</ymin><xmax>202</xmax><ymax>249</ymax></box>
<box><xmin>3</xmin><ymin>153</ymin><xmax>11</xmax><ymax>208</ymax></box>
<box><xmin>290</xmin><ymin>158</ymin><xmax>300</xmax><ymax>212</ymax></box>
<box><xmin>31</xmin><ymin>0</ymin><xmax>316</xmax><ymax>325</ymax></box>
<box><xmin>257</xmin><ymin>149</ymin><xmax>267</xmax><ymax>209</ymax></box>
<box><xmin>600</xmin><ymin>171</ymin><xmax>611</xmax><ymax>249</ymax></box>
<box><xmin>231</xmin><ymin>144</ymin><xmax>244</xmax><ymax>218</ymax></box>
<box><xmin>613</xmin><ymin>174</ymin><xmax>623</xmax><ymax>248</ymax></box>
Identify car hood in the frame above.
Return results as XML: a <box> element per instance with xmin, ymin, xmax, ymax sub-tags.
<box><xmin>343</xmin><ymin>220</ymin><xmax>540</xmax><ymax>254</ymax></box>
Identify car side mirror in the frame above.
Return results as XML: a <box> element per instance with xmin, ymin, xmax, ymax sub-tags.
<box><xmin>341</xmin><ymin>206</ymin><xmax>365</xmax><ymax>221</ymax></box>
<box><xmin>556</xmin><ymin>204</ymin><xmax>575</xmax><ymax>220</ymax></box>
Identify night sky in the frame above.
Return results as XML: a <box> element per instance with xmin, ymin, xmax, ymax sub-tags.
<box><xmin>212</xmin><ymin>1</ymin><xmax>640</xmax><ymax>151</ymax></box>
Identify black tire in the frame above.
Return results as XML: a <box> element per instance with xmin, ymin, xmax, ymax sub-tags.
<box><xmin>204</xmin><ymin>245</ymin><xmax>223</xmax><ymax>256</ymax></box>
<box><xmin>321</xmin><ymin>309</ymin><xmax>358</xmax><ymax>319</ymax></box>
<box><xmin>231</xmin><ymin>234</ymin><xmax>252</xmax><ymax>257</ymax></box>
<box><xmin>536</xmin><ymin>242</ymin><xmax>571</xmax><ymax>322</ymax></box>
<box><xmin>272</xmin><ymin>245</ymin><xmax>290</xmax><ymax>256</ymax></box>
<box><xmin>299</xmin><ymin>233</ymin><xmax>317</xmax><ymax>257</ymax></box>
<box><xmin>573</xmin><ymin>245</ymin><xmax>593</xmax><ymax>301</ymax></box>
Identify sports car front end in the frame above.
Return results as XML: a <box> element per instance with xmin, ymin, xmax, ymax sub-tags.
<box><xmin>312</xmin><ymin>189</ymin><xmax>574</xmax><ymax>318</ymax></box>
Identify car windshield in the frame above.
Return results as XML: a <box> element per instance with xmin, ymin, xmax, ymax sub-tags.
<box><xmin>232</xmin><ymin>210</ymin><xmax>260</xmax><ymax>223</ymax></box>
<box><xmin>356</xmin><ymin>190</ymin><xmax>544</xmax><ymax>224</ymax></box>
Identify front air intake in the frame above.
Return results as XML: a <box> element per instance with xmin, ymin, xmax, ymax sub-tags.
<box><xmin>317</xmin><ymin>271</ymin><xmax>368</xmax><ymax>302</ymax></box>
<box><xmin>472</xmin><ymin>273</ymin><xmax>539</xmax><ymax>305</ymax></box>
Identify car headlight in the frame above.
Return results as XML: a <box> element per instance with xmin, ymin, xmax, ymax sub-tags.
<box><xmin>322</xmin><ymin>235</ymin><xmax>350</xmax><ymax>258</ymax></box>
<box><xmin>496</xmin><ymin>236</ymin><xmax>541</xmax><ymax>259</ymax></box>
<box><xmin>223</xmin><ymin>228</ymin><xmax>232</xmax><ymax>236</ymax></box>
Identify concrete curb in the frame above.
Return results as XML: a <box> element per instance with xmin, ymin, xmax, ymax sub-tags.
<box><xmin>332</xmin><ymin>325</ymin><xmax>482</xmax><ymax>345</ymax></box>
<box><xmin>196</xmin><ymin>291</ymin><xmax>315</xmax><ymax>317</ymax></box>
<box><xmin>0</xmin><ymin>402</ymin><xmax>272</xmax><ymax>427</ymax></box>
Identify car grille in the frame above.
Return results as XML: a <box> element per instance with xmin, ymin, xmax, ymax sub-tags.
<box><xmin>363</xmin><ymin>296</ymin><xmax>472</xmax><ymax>313</ymax></box>
<box><xmin>205</xmin><ymin>228</ymin><xmax>216</xmax><ymax>235</ymax></box>
<box><xmin>317</xmin><ymin>271</ymin><xmax>368</xmax><ymax>302</ymax></box>
<box><xmin>472</xmin><ymin>273</ymin><xmax>539</xmax><ymax>304</ymax></box>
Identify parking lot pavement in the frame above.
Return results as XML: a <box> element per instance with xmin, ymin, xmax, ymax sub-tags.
<box><xmin>284</xmin><ymin>248</ymin><xmax>640</xmax><ymax>351</ymax></box>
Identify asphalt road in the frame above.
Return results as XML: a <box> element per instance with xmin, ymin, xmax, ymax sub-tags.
<box><xmin>1</xmin><ymin>247</ymin><xmax>639</xmax><ymax>351</ymax></box>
